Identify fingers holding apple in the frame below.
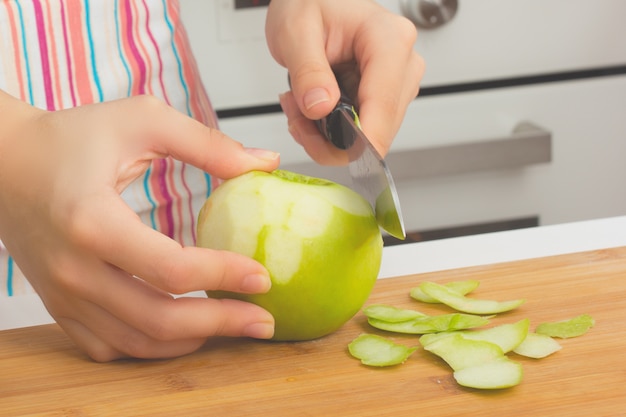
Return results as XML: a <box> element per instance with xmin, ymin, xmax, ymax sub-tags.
<box><xmin>197</xmin><ymin>170</ymin><xmax>383</xmax><ymax>341</ymax></box>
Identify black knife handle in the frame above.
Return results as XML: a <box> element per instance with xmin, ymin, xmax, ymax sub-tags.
<box><xmin>316</xmin><ymin>103</ymin><xmax>358</xmax><ymax>150</ymax></box>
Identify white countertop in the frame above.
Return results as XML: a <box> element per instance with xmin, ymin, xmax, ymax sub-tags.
<box><xmin>379</xmin><ymin>215</ymin><xmax>626</xmax><ymax>278</ymax></box>
<box><xmin>2</xmin><ymin>216</ymin><xmax>625</xmax><ymax>331</ymax></box>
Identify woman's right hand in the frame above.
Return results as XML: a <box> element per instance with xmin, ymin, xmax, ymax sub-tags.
<box><xmin>0</xmin><ymin>91</ymin><xmax>280</xmax><ymax>361</ymax></box>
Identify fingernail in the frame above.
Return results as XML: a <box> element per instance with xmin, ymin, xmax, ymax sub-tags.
<box><xmin>303</xmin><ymin>87</ymin><xmax>330</xmax><ymax>110</ymax></box>
<box><xmin>240</xmin><ymin>273</ymin><xmax>272</xmax><ymax>293</ymax></box>
<box><xmin>278</xmin><ymin>92</ymin><xmax>288</xmax><ymax>112</ymax></box>
<box><xmin>279</xmin><ymin>91</ymin><xmax>294</xmax><ymax>118</ymax></box>
<box><xmin>244</xmin><ymin>321</ymin><xmax>275</xmax><ymax>339</ymax></box>
<box><xmin>288</xmin><ymin>123</ymin><xmax>303</xmax><ymax>145</ymax></box>
<box><xmin>244</xmin><ymin>147</ymin><xmax>280</xmax><ymax>162</ymax></box>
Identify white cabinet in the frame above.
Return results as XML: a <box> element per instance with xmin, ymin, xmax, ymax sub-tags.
<box><xmin>180</xmin><ymin>0</ymin><xmax>626</xmax><ymax>234</ymax></box>
<box><xmin>391</xmin><ymin>76</ymin><xmax>626</xmax><ymax>232</ymax></box>
<box><xmin>181</xmin><ymin>0</ymin><xmax>626</xmax><ymax>109</ymax></box>
<box><xmin>219</xmin><ymin>75</ymin><xmax>626</xmax><ymax>232</ymax></box>
<box><xmin>381</xmin><ymin>0</ymin><xmax>626</xmax><ymax>87</ymax></box>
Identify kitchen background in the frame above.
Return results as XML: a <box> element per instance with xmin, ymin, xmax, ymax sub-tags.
<box><xmin>180</xmin><ymin>0</ymin><xmax>626</xmax><ymax>244</ymax></box>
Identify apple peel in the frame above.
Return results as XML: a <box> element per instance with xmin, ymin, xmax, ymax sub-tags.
<box><xmin>348</xmin><ymin>334</ymin><xmax>417</xmax><ymax>367</ymax></box>
<box><xmin>368</xmin><ymin>313</ymin><xmax>490</xmax><ymax>334</ymax></box>
<box><xmin>362</xmin><ymin>304</ymin><xmax>427</xmax><ymax>322</ymax></box>
<box><xmin>349</xmin><ymin>277</ymin><xmax>595</xmax><ymax>390</ymax></box>
<box><xmin>423</xmin><ymin>333</ymin><xmax>505</xmax><ymax>371</ymax></box>
<box><xmin>419</xmin><ymin>281</ymin><xmax>525</xmax><ymax>314</ymax></box>
<box><xmin>453</xmin><ymin>357</ymin><xmax>523</xmax><ymax>390</ymax></box>
<box><xmin>423</xmin><ymin>333</ymin><xmax>524</xmax><ymax>389</ymax></box>
<box><xmin>410</xmin><ymin>280</ymin><xmax>480</xmax><ymax>303</ymax></box>
<box><xmin>513</xmin><ymin>332</ymin><xmax>562</xmax><ymax>358</ymax></box>
<box><xmin>420</xmin><ymin>319</ymin><xmax>530</xmax><ymax>354</ymax></box>
<box><xmin>535</xmin><ymin>314</ymin><xmax>595</xmax><ymax>338</ymax></box>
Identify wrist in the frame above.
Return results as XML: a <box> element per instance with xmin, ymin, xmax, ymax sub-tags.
<box><xmin>0</xmin><ymin>90</ymin><xmax>47</xmax><ymax>209</ymax></box>
<box><xmin>0</xmin><ymin>90</ymin><xmax>44</xmax><ymax>147</ymax></box>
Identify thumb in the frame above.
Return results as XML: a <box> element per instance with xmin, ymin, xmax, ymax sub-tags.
<box><xmin>289</xmin><ymin>61</ymin><xmax>339</xmax><ymax>120</ymax></box>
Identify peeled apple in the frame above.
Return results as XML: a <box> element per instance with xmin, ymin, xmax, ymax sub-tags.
<box><xmin>196</xmin><ymin>170</ymin><xmax>383</xmax><ymax>341</ymax></box>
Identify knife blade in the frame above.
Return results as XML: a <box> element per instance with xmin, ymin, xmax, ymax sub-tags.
<box><xmin>315</xmin><ymin>89</ymin><xmax>406</xmax><ymax>240</ymax></box>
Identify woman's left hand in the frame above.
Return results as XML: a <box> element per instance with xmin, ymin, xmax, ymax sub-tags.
<box><xmin>266</xmin><ymin>0</ymin><xmax>424</xmax><ymax>165</ymax></box>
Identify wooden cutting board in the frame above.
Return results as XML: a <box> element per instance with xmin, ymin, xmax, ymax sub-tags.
<box><xmin>2</xmin><ymin>247</ymin><xmax>626</xmax><ymax>417</ymax></box>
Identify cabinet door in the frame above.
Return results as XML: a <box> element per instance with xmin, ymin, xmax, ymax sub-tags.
<box><xmin>219</xmin><ymin>75</ymin><xmax>626</xmax><ymax>232</ymax></box>
<box><xmin>391</xmin><ymin>76</ymin><xmax>626</xmax><ymax>232</ymax></box>
<box><xmin>180</xmin><ymin>0</ymin><xmax>626</xmax><ymax>109</ymax></box>
<box><xmin>380</xmin><ymin>0</ymin><xmax>626</xmax><ymax>86</ymax></box>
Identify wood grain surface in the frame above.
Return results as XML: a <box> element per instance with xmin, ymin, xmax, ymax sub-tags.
<box><xmin>2</xmin><ymin>247</ymin><xmax>626</xmax><ymax>417</ymax></box>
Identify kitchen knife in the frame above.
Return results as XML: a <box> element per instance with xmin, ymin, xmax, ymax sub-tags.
<box><xmin>313</xmin><ymin>85</ymin><xmax>406</xmax><ymax>240</ymax></box>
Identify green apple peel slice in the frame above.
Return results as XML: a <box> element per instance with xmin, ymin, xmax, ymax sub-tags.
<box><xmin>363</xmin><ymin>304</ymin><xmax>427</xmax><ymax>322</ymax></box>
<box><xmin>423</xmin><ymin>334</ymin><xmax>505</xmax><ymax>371</ymax></box>
<box><xmin>348</xmin><ymin>334</ymin><xmax>417</xmax><ymax>367</ymax></box>
<box><xmin>410</xmin><ymin>280</ymin><xmax>480</xmax><ymax>303</ymax></box>
<box><xmin>453</xmin><ymin>357</ymin><xmax>523</xmax><ymax>390</ymax></box>
<box><xmin>535</xmin><ymin>314</ymin><xmax>595</xmax><ymax>338</ymax></box>
<box><xmin>513</xmin><ymin>332</ymin><xmax>562</xmax><ymax>358</ymax></box>
<box><xmin>419</xmin><ymin>281</ymin><xmax>525</xmax><ymax>314</ymax></box>
<box><xmin>368</xmin><ymin>313</ymin><xmax>490</xmax><ymax>334</ymax></box>
<box><xmin>368</xmin><ymin>317</ymin><xmax>436</xmax><ymax>334</ymax></box>
<box><xmin>420</xmin><ymin>319</ymin><xmax>530</xmax><ymax>354</ymax></box>
<box><xmin>423</xmin><ymin>333</ymin><xmax>524</xmax><ymax>389</ymax></box>
<box><xmin>427</xmin><ymin>313</ymin><xmax>492</xmax><ymax>332</ymax></box>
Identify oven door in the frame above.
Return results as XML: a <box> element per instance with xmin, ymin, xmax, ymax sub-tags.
<box><xmin>180</xmin><ymin>0</ymin><xmax>626</xmax><ymax>240</ymax></box>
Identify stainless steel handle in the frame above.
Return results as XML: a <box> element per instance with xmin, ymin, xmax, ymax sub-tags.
<box><xmin>281</xmin><ymin>121</ymin><xmax>552</xmax><ymax>185</ymax></box>
<box><xmin>400</xmin><ymin>0</ymin><xmax>458</xmax><ymax>29</ymax></box>
<box><xmin>387</xmin><ymin>121</ymin><xmax>552</xmax><ymax>181</ymax></box>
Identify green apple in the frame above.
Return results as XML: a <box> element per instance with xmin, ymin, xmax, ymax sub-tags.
<box><xmin>196</xmin><ymin>170</ymin><xmax>383</xmax><ymax>341</ymax></box>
